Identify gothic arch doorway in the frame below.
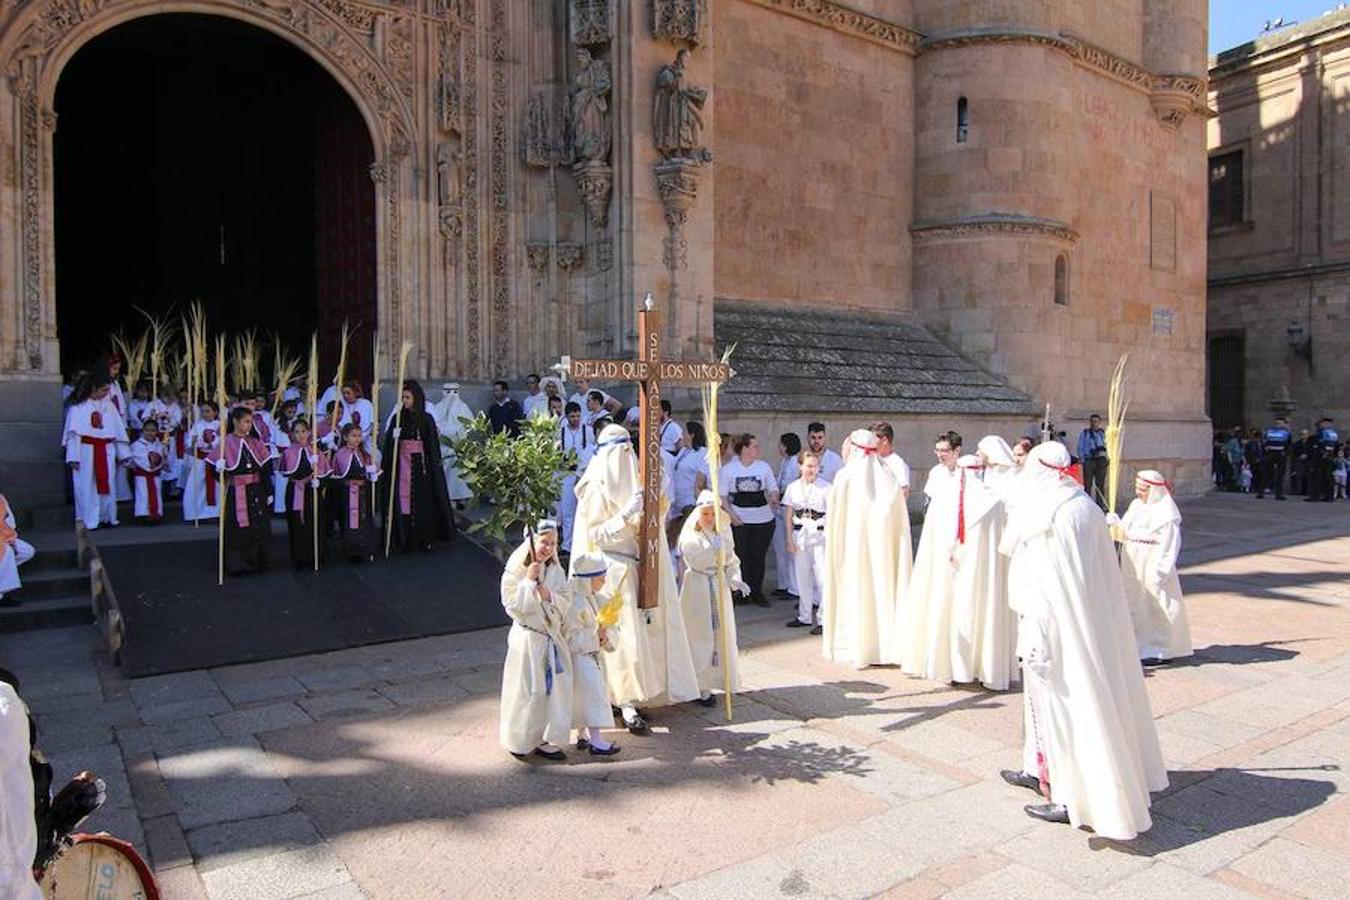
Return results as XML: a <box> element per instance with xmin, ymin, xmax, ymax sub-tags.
<box><xmin>51</xmin><ymin>12</ymin><xmax>378</xmax><ymax>380</ymax></box>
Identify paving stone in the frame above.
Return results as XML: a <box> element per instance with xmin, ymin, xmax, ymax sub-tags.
<box><xmin>941</xmin><ymin>861</ymin><xmax>1091</xmax><ymax>900</ymax></box>
<box><xmin>1099</xmin><ymin>862</ymin><xmax>1256</xmax><ymax>898</ymax></box>
<box><xmin>142</xmin><ymin>814</ymin><xmax>193</xmax><ymax>871</ymax></box>
<box><xmin>375</xmin><ymin>675</ymin><xmax>471</xmax><ymax>708</ymax></box>
<box><xmin>187</xmin><ymin>812</ymin><xmax>322</xmax><ymax>873</ymax></box>
<box><xmin>995</xmin><ymin>823</ymin><xmax>1154</xmax><ymax>892</ymax></box>
<box><xmin>151</xmin><ymin>864</ymin><xmax>210</xmax><ymax>900</ymax></box>
<box><xmin>197</xmin><ymin>846</ymin><xmax>354</xmax><ymax>900</ymax></box>
<box><xmin>448</xmin><ymin>666</ymin><xmax>501</xmax><ymax>695</ymax></box>
<box><xmin>137</xmin><ymin>717</ymin><xmax>224</xmax><ymax>753</ymax></box>
<box><xmin>216</xmin><ymin>676</ymin><xmax>309</xmax><ymax>706</ymax></box>
<box><xmin>130</xmin><ymin>670</ymin><xmax>223</xmax><ymax>708</ymax></box>
<box><xmin>214</xmin><ymin>702</ymin><xmax>313</xmax><ymax>737</ymax></box>
<box><xmin>1145</xmin><ymin>786</ymin><xmax>1301</xmax><ymax>875</ymax></box>
<box><xmin>296</xmin><ymin>665</ymin><xmax>379</xmax><ymax>693</ymax></box>
<box><xmin>1228</xmin><ymin>837</ymin><xmax>1350</xmax><ymax>899</ymax></box>
<box><xmin>123</xmin><ymin>751</ymin><xmax>178</xmax><ymax>819</ymax></box>
<box><xmin>293</xmin><ymin>883</ymin><xmax>369</xmax><ymax>900</ymax></box>
<box><xmin>1281</xmin><ymin>794</ymin><xmax>1350</xmax><ymax>856</ymax></box>
<box><xmin>156</xmin><ymin>737</ymin><xmax>298</xmax><ymax>830</ymax></box>
<box><xmin>1152</xmin><ymin>709</ymin><xmax>1265</xmax><ymax>751</ymax></box>
<box><xmin>137</xmin><ymin>694</ymin><xmax>234</xmax><ymax>727</ymax></box>
<box><xmin>298</xmin><ymin>689</ymin><xmax>394</xmax><ymax>721</ymax></box>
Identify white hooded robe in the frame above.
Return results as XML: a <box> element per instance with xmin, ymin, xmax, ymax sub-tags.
<box><xmin>1003</xmin><ymin>442</ymin><xmax>1168</xmax><ymax>840</ymax></box>
<box><xmin>432</xmin><ymin>392</ymin><xmax>474</xmax><ymax>501</ymax></box>
<box><xmin>1119</xmin><ymin>474</ymin><xmax>1192</xmax><ymax>661</ymax></box>
<box><xmin>821</xmin><ymin>429</ymin><xmax>913</xmax><ymax>669</ymax></box>
<box><xmin>498</xmin><ymin>538</ymin><xmax>574</xmax><ymax>754</ymax></box>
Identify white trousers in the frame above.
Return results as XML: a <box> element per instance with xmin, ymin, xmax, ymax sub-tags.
<box><xmin>558</xmin><ymin>472</ymin><xmax>579</xmax><ymax>553</ymax></box>
<box><xmin>71</xmin><ymin>443</ymin><xmax>120</xmax><ymax>529</ymax></box>
<box><xmin>0</xmin><ymin>539</ymin><xmax>35</xmax><ymax>594</ymax></box>
<box><xmin>793</xmin><ymin>534</ymin><xmax>827</xmax><ymax>624</ymax></box>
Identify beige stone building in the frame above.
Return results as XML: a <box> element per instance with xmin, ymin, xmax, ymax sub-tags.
<box><xmin>0</xmin><ymin>0</ymin><xmax>1211</xmax><ymax>513</ymax></box>
<box><xmin>1207</xmin><ymin>9</ymin><xmax>1350</xmax><ymax>434</ymax></box>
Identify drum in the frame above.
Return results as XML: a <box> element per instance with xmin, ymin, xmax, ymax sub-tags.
<box><xmin>38</xmin><ymin>833</ymin><xmax>159</xmax><ymax>900</ymax></box>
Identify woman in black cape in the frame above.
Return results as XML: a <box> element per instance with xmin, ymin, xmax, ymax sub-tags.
<box><xmin>379</xmin><ymin>380</ymin><xmax>456</xmax><ymax>552</ymax></box>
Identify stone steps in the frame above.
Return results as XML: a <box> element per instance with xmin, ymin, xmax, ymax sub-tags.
<box><xmin>0</xmin><ymin>593</ymin><xmax>92</xmax><ymax>633</ymax></box>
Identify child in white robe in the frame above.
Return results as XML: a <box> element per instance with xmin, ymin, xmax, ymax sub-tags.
<box><xmin>783</xmin><ymin>451</ymin><xmax>828</xmax><ymax>632</ymax></box>
<box><xmin>564</xmin><ymin>552</ymin><xmax>621</xmax><ymax>755</ymax></box>
<box><xmin>677</xmin><ymin>490</ymin><xmax>747</xmax><ymax>703</ymax></box>
<box><xmin>0</xmin><ymin>493</ymin><xmax>36</xmax><ymax>607</ymax></box>
<box><xmin>1108</xmin><ymin>471</ymin><xmax>1192</xmax><ymax>665</ymax></box>
<box><xmin>183</xmin><ymin>401</ymin><xmax>222</xmax><ymax>521</ymax></box>
<box><xmin>498</xmin><ymin>521</ymin><xmax>574</xmax><ymax>761</ymax></box>
<box><xmin>63</xmin><ymin>376</ymin><xmax>128</xmax><ymax>530</ymax></box>
<box><xmin>127</xmin><ymin>421</ymin><xmax>168</xmax><ymax>524</ymax></box>
<box><xmin>147</xmin><ymin>390</ymin><xmax>183</xmax><ymax>496</ymax></box>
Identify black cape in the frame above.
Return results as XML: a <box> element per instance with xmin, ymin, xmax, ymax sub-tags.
<box><xmin>378</xmin><ymin>409</ymin><xmax>456</xmax><ymax>542</ymax></box>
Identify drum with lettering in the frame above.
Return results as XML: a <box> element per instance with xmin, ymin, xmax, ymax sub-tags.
<box><xmin>38</xmin><ymin>833</ymin><xmax>160</xmax><ymax>900</ymax></box>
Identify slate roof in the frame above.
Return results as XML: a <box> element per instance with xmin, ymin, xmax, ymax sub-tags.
<box><xmin>714</xmin><ymin>300</ymin><xmax>1038</xmax><ymax>416</ymax></box>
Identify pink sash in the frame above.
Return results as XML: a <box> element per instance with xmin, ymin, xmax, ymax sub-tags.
<box><xmin>231</xmin><ymin>473</ymin><xmax>260</xmax><ymax>527</ymax></box>
<box><xmin>346</xmin><ymin>481</ymin><xmax>362</xmax><ymax>529</ymax></box>
<box><xmin>398</xmin><ymin>439</ymin><xmax>424</xmax><ymax>515</ymax></box>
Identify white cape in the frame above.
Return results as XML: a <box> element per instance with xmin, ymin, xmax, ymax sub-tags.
<box><xmin>821</xmin><ymin>445</ymin><xmax>913</xmax><ymax>668</ymax></box>
<box><xmin>1006</xmin><ymin>486</ymin><xmax>1168</xmax><ymax>839</ymax></box>
<box><xmin>1119</xmin><ymin>497</ymin><xmax>1192</xmax><ymax>661</ymax></box>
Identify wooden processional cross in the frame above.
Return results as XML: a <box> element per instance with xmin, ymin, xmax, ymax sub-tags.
<box><xmin>562</xmin><ymin>294</ymin><xmax>731</xmax><ymax>610</ymax></box>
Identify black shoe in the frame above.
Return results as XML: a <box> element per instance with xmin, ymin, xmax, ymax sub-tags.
<box><xmin>1024</xmin><ymin>803</ymin><xmax>1070</xmax><ymax>824</ymax></box>
<box><xmin>786</xmin><ymin>618</ymin><xmax>811</xmax><ymax>628</ymax></box>
<box><xmin>510</xmin><ymin>752</ymin><xmax>528</xmax><ymax>760</ymax></box>
<box><xmin>532</xmin><ymin>747</ymin><xmax>566</xmax><ymax>761</ymax></box>
<box><xmin>1141</xmin><ymin>657</ymin><xmax>1169</xmax><ymax>667</ymax></box>
<box><xmin>589</xmin><ymin>743</ymin><xmax>622</xmax><ymax>757</ymax></box>
<box><xmin>773</xmin><ymin>588</ymin><xmax>790</xmax><ymax>598</ymax></box>
<box><xmin>576</xmin><ymin>738</ymin><xmax>591</xmax><ymax>751</ymax></box>
<box><xmin>1000</xmin><ymin>769</ymin><xmax>1041</xmax><ymax>792</ymax></box>
<box><xmin>809</xmin><ymin>625</ymin><xmax>822</xmax><ymax>636</ymax></box>
<box><xmin>624</xmin><ymin>714</ymin><xmax>651</xmax><ymax>735</ymax></box>
<box><xmin>785</xmin><ymin>593</ymin><xmax>800</xmax><ymax>603</ymax></box>
<box><xmin>695</xmin><ymin>695</ymin><xmax>716</xmax><ymax>707</ymax></box>
<box><xmin>752</xmin><ymin>595</ymin><xmax>771</xmax><ymax>608</ymax></box>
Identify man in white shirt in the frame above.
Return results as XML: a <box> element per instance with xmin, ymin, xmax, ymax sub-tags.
<box><xmin>658</xmin><ymin>400</ymin><xmax>682</xmax><ymax>455</ymax></box>
<box><xmin>521</xmin><ymin>373</ymin><xmax>549</xmax><ymax>419</ymax></box>
<box><xmin>873</xmin><ymin>421</ymin><xmax>912</xmax><ymax>500</ymax></box>
<box><xmin>557</xmin><ymin>402</ymin><xmax>595</xmax><ymax>551</ymax></box>
<box><xmin>806</xmin><ymin>422</ymin><xmax>845</xmax><ymax>484</ymax></box>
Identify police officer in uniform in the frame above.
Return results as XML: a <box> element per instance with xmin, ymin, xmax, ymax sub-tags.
<box><xmin>1307</xmin><ymin>417</ymin><xmax>1341</xmax><ymax>502</ymax></box>
<box><xmin>1257</xmin><ymin>416</ymin><xmax>1291</xmax><ymax>500</ymax></box>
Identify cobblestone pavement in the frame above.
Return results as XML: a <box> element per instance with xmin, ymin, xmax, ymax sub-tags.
<box><xmin>5</xmin><ymin>493</ymin><xmax>1348</xmax><ymax>899</ymax></box>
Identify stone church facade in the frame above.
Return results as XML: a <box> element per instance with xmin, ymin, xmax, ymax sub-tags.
<box><xmin>0</xmin><ymin>0</ymin><xmax>1210</xmax><ymax>511</ymax></box>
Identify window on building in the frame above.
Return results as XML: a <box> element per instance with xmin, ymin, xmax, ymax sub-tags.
<box><xmin>956</xmin><ymin>96</ymin><xmax>969</xmax><ymax>143</ymax></box>
<box><xmin>1054</xmin><ymin>254</ymin><xmax>1069</xmax><ymax>306</ymax></box>
<box><xmin>1208</xmin><ymin>150</ymin><xmax>1245</xmax><ymax>230</ymax></box>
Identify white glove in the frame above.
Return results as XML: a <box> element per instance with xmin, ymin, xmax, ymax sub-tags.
<box><xmin>392</xmin><ymin>426</ymin><xmax>402</xmax><ymax>439</ymax></box>
<box><xmin>308</xmin><ymin>452</ymin><xmax>319</xmax><ymax>465</ymax></box>
<box><xmin>365</xmin><ymin>465</ymin><xmax>380</xmax><ymax>479</ymax></box>
<box><xmin>1104</xmin><ymin>512</ymin><xmax>1121</xmax><ymax>526</ymax></box>
<box><xmin>212</xmin><ymin>459</ymin><xmax>225</xmax><ymax>473</ymax></box>
<box><xmin>730</xmin><ymin>578</ymin><xmax>750</xmax><ymax>595</ymax></box>
<box><xmin>620</xmin><ymin>492</ymin><xmax>643</xmax><ymax>519</ymax></box>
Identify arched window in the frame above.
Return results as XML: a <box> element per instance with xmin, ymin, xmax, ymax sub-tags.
<box><xmin>1054</xmin><ymin>254</ymin><xmax>1069</xmax><ymax>306</ymax></box>
<box><xmin>956</xmin><ymin>96</ymin><xmax>969</xmax><ymax>143</ymax></box>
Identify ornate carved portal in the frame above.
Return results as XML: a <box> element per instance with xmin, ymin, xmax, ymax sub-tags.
<box><xmin>0</xmin><ymin>0</ymin><xmax>434</xmax><ymax>377</ymax></box>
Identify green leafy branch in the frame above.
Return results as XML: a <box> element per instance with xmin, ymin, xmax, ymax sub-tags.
<box><xmin>449</xmin><ymin>413</ymin><xmax>573</xmax><ymax>546</ymax></box>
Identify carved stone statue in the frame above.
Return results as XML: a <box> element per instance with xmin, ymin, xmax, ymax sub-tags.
<box><xmin>653</xmin><ymin>49</ymin><xmax>710</xmax><ymax>162</ymax></box>
<box><xmin>436</xmin><ymin>136</ymin><xmax>461</xmax><ymax>206</ymax></box>
<box><xmin>571</xmin><ymin>48</ymin><xmax>612</xmax><ymax>164</ymax></box>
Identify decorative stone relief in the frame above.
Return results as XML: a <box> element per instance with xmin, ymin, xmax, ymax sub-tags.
<box><xmin>654</xmin><ymin>159</ymin><xmax>700</xmax><ymax>269</ymax></box>
<box><xmin>437</xmin><ymin>23</ymin><xmax>461</xmax><ymax>132</ymax></box>
<box><xmin>525</xmin><ymin>242</ymin><xmax>551</xmax><ymax>273</ymax></box>
<box><xmin>436</xmin><ymin>135</ymin><xmax>462</xmax><ymax>206</ymax></box>
<box><xmin>571</xmin><ymin>0</ymin><xmax>610</xmax><ymax>47</ymax></box>
<box><xmin>652</xmin><ymin>0</ymin><xmax>703</xmax><ymax>47</ymax></box>
<box><xmin>909</xmin><ymin>214</ymin><xmax>1079</xmax><ymax>245</ymax></box>
<box><xmin>743</xmin><ymin>0</ymin><xmax>922</xmax><ymax>55</ymax></box>
<box><xmin>653</xmin><ymin>49</ymin><xmax>710</xmax><ymax>163</ymax></box>
<box><xmin>461</xmin><ymin>10</ymin><xmax>482</xmax><ymax>373</ymax></box>
<box><xmin>574</xmin><ymin>163</ymin><xmax>613</xmax><ymax>230</ymax></box>
<box><xmin>556</xmin><ymin>242</ymin><xmax>584</xmax><ymax>271</ymax></box>
<box><xmin>489</xmin><ymin>0</ymin><xmax>511</xmax><ymax>374</ymax></box>
<box><xmin>595</xmin><ymin>238</ymin><xmax>613</xmax><ymax>273</ymax></box>
<box><xmin>524</xmin><ymin>91</ymin><xmax>558</xmax><ymax>167</ymax></box>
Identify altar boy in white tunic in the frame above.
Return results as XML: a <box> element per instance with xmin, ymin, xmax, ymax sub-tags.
<box><xmin>677</xmin><ymin>491</ymin><xmax>747</xmax><ymax>704</ymax></box>
<box><xmin>565</xmin><ymin>552</ymin><xmax>622</xmax><ymax>756</ymax></box>
<box><xmin>183</xmin><ymin>401</ymin><xmax>222</xmax><ymax>521</ymax></box>
<box><xmin>783</xmin><ymin>451</ymin><xmax>829</xmax><ymax>633</ymax></box>
<box><xmin>127</xmin><ymin>420</ymin><xmax>168</xmax><ymax>524</ymax></box>
<box><xmin>1109</xmin><ymin>470</ymin><xmax>1192</xmax><ymax>665</ymax></box>
<box><xmin>63</xmin><ymin>374</ymin><xmax>129</xmax><ymax>530</ymax></box>
<box><xmin>498</xmin><ymin>521</ymin><xmax>573</xmax><ymax>761</ymax></box>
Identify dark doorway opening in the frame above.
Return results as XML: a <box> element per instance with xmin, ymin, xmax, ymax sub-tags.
<box><xmin>54</xmin><ymin>13</ymin><xmax>377</xmax><ymax>383</ymax></box>
<box><xmin>1207</xmin><ymin>332</ymin><xmax>1246</xmax><ymax>429</ymax></box>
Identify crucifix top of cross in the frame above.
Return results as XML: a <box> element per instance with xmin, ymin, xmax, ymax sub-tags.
<box><xmin>556</xmin><ymin>292</ymin><xmax>732</xmax><ymax>609</ymax></box>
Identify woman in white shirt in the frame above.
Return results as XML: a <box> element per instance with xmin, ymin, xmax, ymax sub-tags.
<box><xmin>670</xmin><ymin>421</ymin><xmax>710</xmax><ymax>516</ymax></box>
<box><xmin>718</xmin><ymin>433</ymin><xmax>779</xmax><ymax>607</ymax></box>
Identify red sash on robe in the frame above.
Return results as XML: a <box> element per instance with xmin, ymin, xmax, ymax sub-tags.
<box><xmin>81</xmin><ymin>435</ymin><xmax>115</xmax><ymax>495</ymax></box>
<box><xmin>132</xmin><ymin>467</ymin><xmax>162</xmax><ymax>518</ymax></box>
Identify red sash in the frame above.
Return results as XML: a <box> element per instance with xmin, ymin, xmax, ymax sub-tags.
<box><xmin>80</xmin><ymin>436</ymin><xmax>115</xmax><ymax>495</ymax></box>
<box><xmin>230</xmin><ymin>473</ymin><xmax>260</xmax><ymax>527</ymax></box>
<box><xmin>132</xmin><ymin>468</ymin><xmax>161</xmax><ymax>518</ymax></box>
<box><xmin>175</xmin><ymin>430</ymin><xmax>186</xmax><ymax>457</ymax></box>
<box><xmin>956</xmin><ymin>470</ymin><xmax>966</xmax><ymax>545</ymax></box>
